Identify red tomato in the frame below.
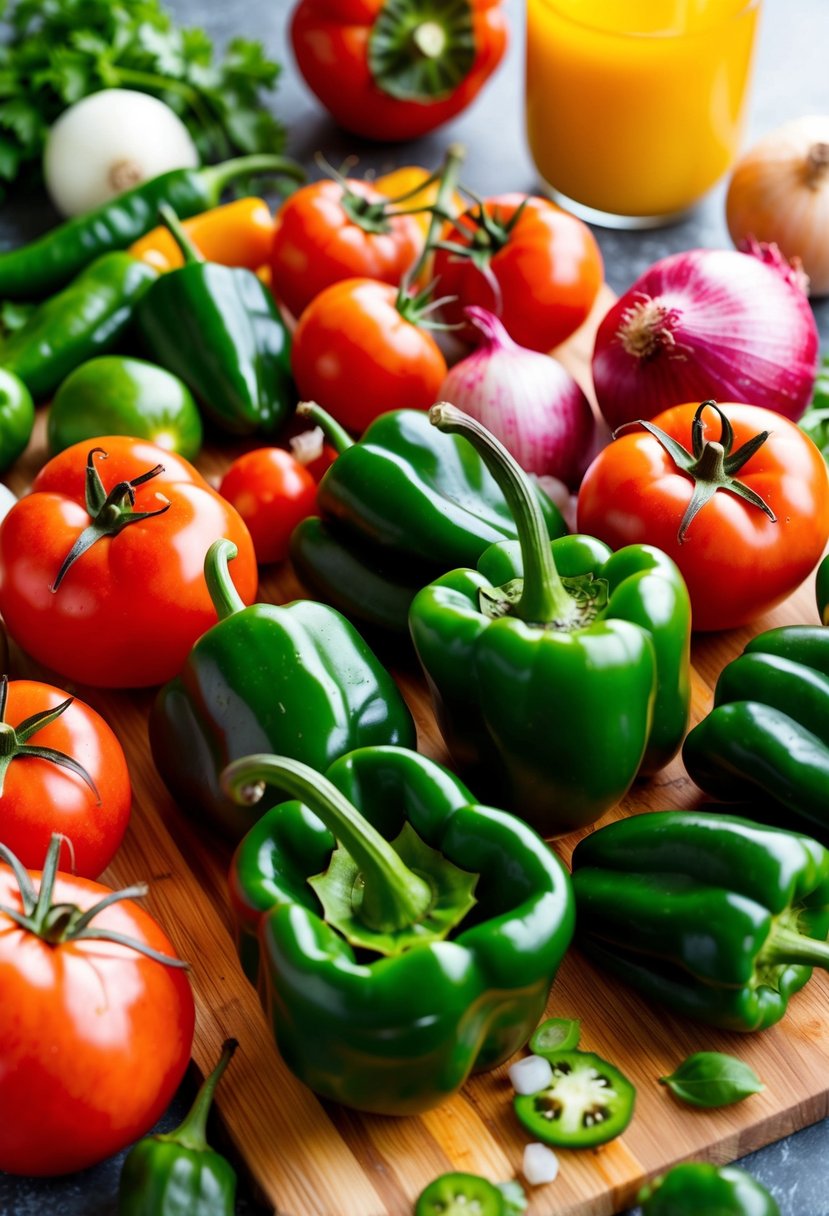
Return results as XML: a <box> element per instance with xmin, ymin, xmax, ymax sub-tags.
<box><xmin>577</xmin><ymin>401</ymin><xmax>829</xmax><ymax>631</ymax></box>
<box><xmin>0</xmin><ymin>437</ymin><xmax>258</xmax><ymax>688</ymax></box>
<box><xmin>291</xmin><ymin>278</ymin><xmax>448</xmax><ymax>433</ymax></box>
<box><xmin>271</xmin><ymin>178</ymin><xmax>423</xmax><ymax>320</ymax></box>
<box><xmin>432</xmin><ymin>193</ymin><xmax>604</xmax><ymax>352</ymax></box>
<box><xmin>0</xmin><ymin>858</ymin><xmax>194</xmax><ymax>1175</ymax></box>
<box><xmin>219</xmin><ymin>448</ymin><xmax>318</xmax><ymax>564</ymax></box>
<box><xmin>0</xmin><ymin>680</ymin><xmax>131</xmax><ymax>878</ymax></box>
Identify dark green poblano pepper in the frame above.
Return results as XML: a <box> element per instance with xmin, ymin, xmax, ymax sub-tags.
<box><xmin>119</xmin><ymin>1039</ymin><xmax>238</xmax><ymax>1216</ymax></box>
<box><xmin>638</xmin><ymin>1162</ymin><xmax>780</xmax><ymax>1216</ymax></box>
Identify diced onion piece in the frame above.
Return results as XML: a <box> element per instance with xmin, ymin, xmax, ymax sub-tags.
<box><xmin>523</xmin><ymin>1142</ymin><xmax>560</xmax><ymax>1186</ymax></box>
<box><xmin>509</xmin><ymin>1055</ymin><xmax>553</xmax><ymax>1096</ymax></box>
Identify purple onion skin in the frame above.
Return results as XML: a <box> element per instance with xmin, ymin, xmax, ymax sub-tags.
<box><xmin>592</xmin><ymin>246</ymin><xmax>820</xmax><ymax>432</ymax></box>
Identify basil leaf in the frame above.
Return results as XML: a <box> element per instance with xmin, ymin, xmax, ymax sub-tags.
<box><xmin>529</xmin><ymin>1017</ymin><xmax>581</xmax><ymax>1057</ymax></box>
<box><xmin>659</xmin><ymin>1051</ymin><xmax>764</xmax><ymax>1108</ymax></box>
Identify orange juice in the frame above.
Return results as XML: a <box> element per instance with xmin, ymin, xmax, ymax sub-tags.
<box><xmin>525</xmin><ymin>0</ymin><xmax>761</xmax><ymax>224</ymax></box>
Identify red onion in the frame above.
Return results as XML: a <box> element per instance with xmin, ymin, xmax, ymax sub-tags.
<box><xmin>592</xmin><ymin>243</ymin><xmax>819</xmax><ymax>431</ymax></box>
<box><xmin>438</xmin><ymin>307</ymin><xmax>596</xmax><ymax>488</ymax></box>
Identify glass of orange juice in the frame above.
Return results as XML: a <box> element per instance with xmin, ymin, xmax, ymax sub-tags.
<box><xmin>525</xmin><ymin>0</ymin><xmax>762</xmax><ymax>227</ymax></box>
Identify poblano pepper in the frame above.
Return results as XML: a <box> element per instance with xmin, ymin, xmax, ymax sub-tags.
<box><xmin>638</xmin><ymin>1162</ymin><xmax>780</xmax><ymax>1216</ymax></box>
<box><xmin>134</xmin><ymin>207</ymin><xmax>293</xmax><ymax>435</ymax></box>
<box><xmin>571</xmin><ymin>810</ymin><xmax>829</xmax><ymax>1032</ymax></box>
<box><xmin>290</xmin><ymin>402</ymin><xmax>568</xmax><ymax>633</ymax></box>
<box><xmin>225</xmin><ymin>747</ymin><xmax>574</xmax><ymax>1115</ymax></box>
<box><xmin>683</xmin><ymin>624</ymin><xmax>829</xmax><ymax>833</ymax></box>
<box><xmin>149</xmin><ymin>538</ymin><xmax>415</xmax><ymax>841</ymax></box>
<box><xmin>118</xmin><ymin>1039</ymin><xmax>238</xmax><ymax>1216</ymax></box>
<box><xmin>408</xmin><ymin>404</ymin><xmax>691</xmax><ymax>835</ymax></box>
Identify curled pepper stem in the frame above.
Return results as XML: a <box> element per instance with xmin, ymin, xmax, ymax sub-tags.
<box><xmin>204</xmin><ymin>539</ymin><xmax>246</xmax><ymax>621</ymax></box>
<box><xmin>760</xmin><ymin>923</ymin><xmax>829</xmax><ymax>970</ymax></box>
<box><xmin>161</xmin><ymin>1038</ymin><xmax>239</xmax><ymax>1152</ymax></box>
<box><xmin>296</xmin><ymin>401</ymin><xmax>355</xmax><ymax>454</ymax></box>
<box><xmin>429</xmin><ymin>402</ymin><xmax>576</xmax><ymax>626</ymax></box>
<box><xmin>220</xmin><ymin>754</ymin><xmax>433</xmax><ymax>934</ymax></box>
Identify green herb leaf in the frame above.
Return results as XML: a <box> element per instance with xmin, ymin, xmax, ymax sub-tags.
<box><xmin>529</xmin><ymin>1016</ymin><xmax>581</xmax><ymax>1057</ymax></box>
<box><xmin>659</xmin><ymin>1052</ymin><xmax>764</xmax><ymax>1109</ymax></box>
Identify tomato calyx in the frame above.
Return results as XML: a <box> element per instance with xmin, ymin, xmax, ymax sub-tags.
<box><xmin>625</xmin><ymin>400</ymin><xmax>778</xmax><ymax>543</ymax></box>
<box><xmin>0</xmin><ymin>833</ymin><xmax>189</xmax><ymax>966</ymax></box>
<box><xmin>432</xmin><ymin>195</ymin><xmax>529</xmax><ymax>275</ymax></box>
<box><xmin>51</xmin><ymin>447</ymin><xmax>171</xmax><ymax>592</ymax></box>
<box><xmin>0</xmin><ymin>675</ymin><xmax>99</xmax><ymax>800</ymax></box>
<box><xmin>368</xmin><ymin>0</ymin><xmax>475</xmax><ymax>103</ymax></box>
<box><xmin>396</xmin><ymin>142</ymin><xmax>466</xmax><ymax>327</ymax></box>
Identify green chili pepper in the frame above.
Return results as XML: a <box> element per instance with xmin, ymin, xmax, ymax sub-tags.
<box><xmin>638</xmin><ymin>1162</ymin><xmax>780</xmax><ymax>1215</ymax></box>
<box><xmin>225</xmin><ymin>746</ymin><xmax>574</xmax><ymax>1115</ymax></box>
<box><xmin>0</xmin><ymin>253</ymin><xmax>158</xmax><ymax>402</ymax></box>
<box><xmin>0</xmin><ymin>155</ymin><xmax>304</xmax><ymax>301</ymax></box>
<box><xmin>571</xmin><ymin>809</ymin><xmax>829</xmax><ymax>1031</ymax></box>
<box><xmin>290</xmin><ymin>402</ymin><xmax>568</xmax><ymax>633</ymax></box>
<box><xmin>408</xmin><ymin>404</ymin><xmax>691</xmax><ymax>835</ymax></box>
<box><xmin>150</xmin><ymin>538</ymin><xmax>416</xmax><ymax>841</ymax></box>
<box><xmin>134</xmin><ymin>207</ymin><xmax>293</xmax><ymax>435</ymax></box>
<box><xmin>683</xmin><ymin>624</ymin><xmax>829</xmax><ymax>831</ymax></box>
<box><xmin>513</xmin><ymin>1049</ymin><xmax>635</xmax><ymax>1148</ymax></box>
<box><xmin>118</xmin><ymin>1039</ymin><xmax>238</xmax><ymax>1216</ymax></box>
<box><xmin>415</xmin><ymin>1173</ymin><xmax>507</xmax><ymax>1216</ymax></box>
<box><xmin>0</xmin><ymin>368</ymin><xmax>34</xmax><ymax>471</ymax></box>
<box><xmin>817</xmin><ymin>553</ymin><xmax>829</xmax><ymax>625</ymax></box>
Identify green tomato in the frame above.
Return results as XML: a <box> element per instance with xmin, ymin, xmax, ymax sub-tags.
<box><xmin>47</xmin><ymin>355</ymin><xmax>203</xmax><ymax>461</ymax></box>
<box><xmin>0</xmin><ymin>368</ymin><xmax>34</xmax><ymax>472</ymax></box>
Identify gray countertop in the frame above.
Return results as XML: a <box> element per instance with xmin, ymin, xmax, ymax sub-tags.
<box><xmin>1</xmin><ymin>0</ymin><xmax>828</xmax><ymax>1213</ymax></box>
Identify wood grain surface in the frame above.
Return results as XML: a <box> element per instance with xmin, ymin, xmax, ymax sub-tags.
<box><xmin>6</xmin><ymin>286</ymin><xmax>828</xmax><ymax>1216</ymax></box>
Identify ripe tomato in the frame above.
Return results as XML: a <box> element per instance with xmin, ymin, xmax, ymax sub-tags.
<box><xmin>577</xmin><ymin>401</ymin><xmax>829</xmax><ymax>631</ymax></box>
<box><xmin>219</xmin><ymin>448</ymin><xmax>318</xmax><ymax>564</ymax></box>
<box><xmin>0</xmin><ymin>437</ymin><xmax>258</xmax><ymax>688</ymax></box>
<box><xmin>432</xmin><ymin>193</ymin><xmax>604</xmax><ymax>352</ymax></box>
<box><xmin>0</xmin><ymin>679</ymin><xmax>131</xmax><ymax>878</ymax></box>
<box><xmin>0</xmin><ymin>856</ymin><xmax>194</xmax><ymax>1176</ymax></box>
<box><xmin>271</xmin><ymin>178</ymin><xmax>423</xmax><ymax>320</ymax></box>
<box><xmin>291</xmin><ymin>278</ymin><xmax>448</xmax><ymax>433</ymax></box>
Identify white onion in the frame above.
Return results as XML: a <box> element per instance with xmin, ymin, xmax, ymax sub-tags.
<box><xmin>439</xmin><ymin>307</ymin><xmax>597</xmax><ymax>489</ymax></box>
<box><xmin>523</xmin><ymin>1142</ymin><xmax>560</xmax><ymax>1186</ymax></box>
<box><xmin>44</xmin><ymin>89</ymin><xmax>199</xmax><ymax>217</ymax></box>
<box><xmin>509</xmin><ymin>1054</ymin><xmax>553</xmax><ymax>1096</ymax></box>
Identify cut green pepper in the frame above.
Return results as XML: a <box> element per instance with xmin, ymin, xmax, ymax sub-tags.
<box><xmin>513</xmin><ymin>1050</ymin><xmax>635</xmax><ymax>1148</ymax></box>
<box><xmin>415</xmin><ymin>1173</ymin><xmax>506</xmax><ymax>1216</ymax></box>
<box><xmin>571</xmin><ymin>810</ymin><xmax>829</xmax><ymax>1031</ymax></box>
<box><xmin>638</xmin><ymin>1162</ymin><xmax>780</xmax><ymax>1216</ymax></box>
<box><xmin>150</xmin><ymin>538</ymin><xmax>415</xmax><ymax>841</ymax></box>
<box><xmin>225</xmin><ymin>746</ymin><xmax>574</xmax><ymax>1115</ymax></box>
<box><xmin>409</xmin><ymin>404</ymin><xmax>691</xmax><ymax>835</ymax></box>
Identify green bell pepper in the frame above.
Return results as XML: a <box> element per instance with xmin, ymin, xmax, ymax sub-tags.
<box><xmin>817</xmin><ymin>552</ymin><xmax>829</xmax><ymax>625</ymax></box>
<box><xmin>290</xmin><ymin>402</ymin><xmax>568</xmax><ymax>633</ymax></box>
<box><xmin>409</xmin><ymin>404</ymin><xmax>691</xmax><ymax>836</ymax></box>
<box><xmin>571</xmin><ymin>809</ymin><xmax>829</xmax><ymax>1032</ymax></box>
<box><xmin>225</xmin><ymin>747</ymin><xmax>574</xmax><ymax>1115</ymax></box>
<box><xmin>118</xmin><ymin>1040</ymin><xmax>237</xmax><ymax>1216</ymax></box>
<box><xmin>0</xmin><ymin>252</ymin><xmax>157</xmax><ymax>402</ymax></box>
<box><xmin>134</xmin><ymin>207</ymin><xmax>293</xmax><ymax>435</ymax></box>
<box><xmin>0</xmin><ymin>368</ymin><xmax>34</xmax><ymax>471</ymax></box>
<box><xmin>638</xmin><ymin>1162</ymin><xmax>780</xmax><ymax>1216</ymax></box>
<box><xmin>682</xmin><ymin>624</ymin><xmax>829</xmax><ymax>832</ymax></box>
<box><xmin>47</xmin><ymin>356</ymin><xmax>203</xmax><ymax>461</ymax></box>
<box><xmin>149</xmin><ymin>538</ymin><xmax>416</xmax><ymax>841</ymax></box>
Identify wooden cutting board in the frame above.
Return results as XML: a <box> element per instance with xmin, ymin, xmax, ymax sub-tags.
<box><xmin>6</xmin><ymin>286</ymin><xmax>828</xmax><ymax>1216</ymax></box>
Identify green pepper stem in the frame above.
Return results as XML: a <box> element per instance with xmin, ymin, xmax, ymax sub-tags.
<box><xmin>399</xmin><ymin>143</ymin><xmax>465</xmax><ymax>300</ymax></box>
<box><xmin>199</xmin><ymin>154</ymin><xmax>306</xmax><ymax>204</ymax></box>
<box><xmin>295</xmin><ymin>401</ymin><xmax>355</xmax><ymax>453</ymax></box>
<box><xmin>168</xmin><ymin>1039</ymin><xmax>238</xmax><ymax>1152</ymax></box>
<box><xmin>158</xmin><ymin>204</ymin><xmax>204</xmax><ymax>265</ymax></box>
<box><xmin>204</xmin><ymin>539</ymin><xmax>246</xmax><ymax>621</ymax></box>
<box><xmin>220</xmin><ymin>755</ymin><xmax>433</xmax><ymax>934</ymax></box>
<box><xmin>429</xmin><ymin>403</ymin><xmax>575</xmax><ymax>625</ymax></box>
<box><xmin>761</xmin><ymin>924</ymin><xmax>829</xmax><ymax>970</ymax></box>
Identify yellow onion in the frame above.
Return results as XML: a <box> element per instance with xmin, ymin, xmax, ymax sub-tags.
<box><xmin>726</xmin><ymin>115</ymin><xmax>829</xmax><ymax>296</ymax></box>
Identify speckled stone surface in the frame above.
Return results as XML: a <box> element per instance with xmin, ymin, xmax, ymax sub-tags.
<box><xmin>0</xmin><ymin>1</ymin><xmax>827</xmax><ymax>1213</ymax></box>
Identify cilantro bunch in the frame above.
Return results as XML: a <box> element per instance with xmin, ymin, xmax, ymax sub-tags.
<box><xmin>0</xmin><ymin>0</ymin><xmax>285</xmax><ymax>194</ymax></box>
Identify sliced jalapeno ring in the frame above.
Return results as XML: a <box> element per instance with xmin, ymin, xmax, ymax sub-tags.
<box><xmin>415</xmin><ymin>1171</ymin><xmax>506</xmax><ymax>1216</ymax></box>
<box><xmin>513</xmin><ymin>1049</ymin><xmax>635</xmax><ymax>1149</ymax></box>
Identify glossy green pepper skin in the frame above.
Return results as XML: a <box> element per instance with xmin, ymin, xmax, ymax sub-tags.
<box><xmin>799</xmin><ymin>353</ymin><xmax>829</xmax><ymax>464</ymax></box>
<box><xmin>291</xmin><ymin>403</ymin><xmax>568</xmax><ymax>633</ymax></box>
<box><xmin>638</xmin><ymin>1162</ymin><xmax>780</xmax><ymax>1215</ymax></box>
<box><xmin>572</xmin><ymin>810</ymin><xmax>829</xmax><ymax>1032</ymax></box>
<box><xmin>817</xmin><ymin>553</ymin><xmax>829</xmax><ymax>625</ymax></box>
<box><xmin>134</xmin><ymin>209</ymin><xmax>293</xmax><ymax>436</ymax></box>
<box><xmin>150</xmin><ymin>539</ymin><xmax>416</xmax><ymax>841</ymax></box>
<box><xmin>409</xmin><ymin>406</ymin><xmax>691</xmax><ymax>835</ymax></box>
<box><xmin>48</xmin><ymin>356</ymin><xmax>203</xmax><ymax>461</ymax></box>
<box><xmin>0</xmin><ymin>368</ymin><xmax>34</xmax><ymax>471</ymax></box>
<box><xmin>683</xmin><ymin>625</ymin><xmax>829</xmax><ymax>833</ymax></box>
<box><xmin>0</xmin><ymin>253</ymin><xmax>157</xmax><ymax>402</ymax></box>
<box><xmin>119</xmin><ymin>1040</ymin><xmax>237</xmax><ymax>1216</ymax></box>
<box><xmin>227</xmin><ymin>746</ymin><xmax>575</xmax><ymax>1116</ymax></box>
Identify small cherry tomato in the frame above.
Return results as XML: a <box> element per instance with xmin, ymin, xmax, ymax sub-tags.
<box><xmin>0</xmin><ymin>678</ymin><xmax>131</xmax><ymax>878</ymax></box>
<box><xmin>219</xmin><ymin>448</ymin><xmax>318</xmax><ymax>564</ymax></box>
<box><xmin>577</xmin><ymin>400</ymin><xmax>829</xmax><ymax>631</ymax></box>
<box><xmin>291</xmin><ymin>278</ymin><xmax>448</xmax><ymax>433</ymax></box>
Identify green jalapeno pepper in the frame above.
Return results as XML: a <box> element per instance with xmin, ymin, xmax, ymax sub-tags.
<box><xmin>0</xmin><ymin>368</ymin><xmax>34</xmax><ymax>471</ymax></box>
<box><xmin>638</xmin><ymin>1162</ymin><xmax>780</xmax><ymax>1215</ymax></box>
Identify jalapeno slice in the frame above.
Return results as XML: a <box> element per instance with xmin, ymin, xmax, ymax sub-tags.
<box><xmin>513</xmin><ymin>1050</ymin><xmax>635</xmax><ymax>1148</ymax></box>
<box><xmin>415</xmin><ymin>1171</ymin><xmax>506</xmax><ymax>1216</ymax></box>
<box><xmin>529</xmin><ymin>1016</ymin><xmax>581</xmax><ymax>1057</ymax></box>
